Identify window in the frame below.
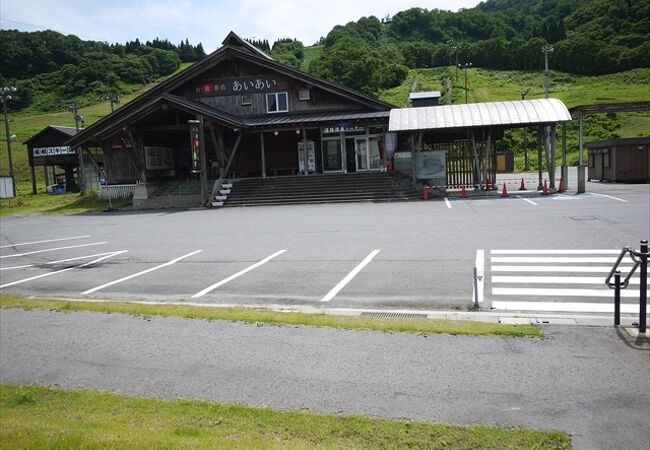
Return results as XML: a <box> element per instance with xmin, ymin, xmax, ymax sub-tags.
<box><xmin>241</xmin><ymin>94</ymin><xmax>252</xmax><ymax>106</ymax></box>
<box><xmin>266</xmin><ymin>92</ymin><xmax>288</xmax><ymax>113</ymax></box>
<box><xmin>299</xmin><ymin>89</ymin><xmax>310</xmax><ymax>100</ymax></box>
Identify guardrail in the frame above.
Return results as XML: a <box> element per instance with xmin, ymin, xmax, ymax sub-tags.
<box><xmin>606</xmin><ymin>239</ymin><xmax>648</xmax><ymax>333</ymax></box>
<box><xmin>98</xmin><ymin>184</ymin><xmax>136</xmax><ymax>199</ymax></box>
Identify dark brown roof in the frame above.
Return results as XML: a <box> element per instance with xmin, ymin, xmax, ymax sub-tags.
<box><xmin>24</xmin><ymin>125</ymin><xmax>80</xmax><ymax>145</ymax></box>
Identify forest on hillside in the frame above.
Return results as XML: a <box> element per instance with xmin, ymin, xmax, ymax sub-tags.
<box><xmin>302</xmin><ymin>0</ymin><xmax>649</xmax><ymax>95</ymax></box>
<box><xmin>0</xmin><ymin>30</ymin><xmax>206</xmax><ymax>112</ymax></box>
<box><xmin>1</xmin><ymin>0</ymin><xmax>648</xmax><ymax>111</ymax></box>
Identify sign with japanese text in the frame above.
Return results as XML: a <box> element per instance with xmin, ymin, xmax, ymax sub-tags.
<box><xmin>144</xmin><ymin>146</ymin><xmax>174</xmax><ymax>170</ymax></box>
<box><xmin>193</xmin><ymin>77</ymin><xmax>288</xmax><ymax>97</ymax></box>
<box><xmin>189</xmin><ymin>122</ymin><xmax>202</xmax><ymax>173</ymax></box>
<box><xmin>32</xmin><ymin>146</ymin><xmax>76</xmax><ymax>157</ymax></box>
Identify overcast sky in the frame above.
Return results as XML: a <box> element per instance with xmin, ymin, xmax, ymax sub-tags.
<box><xmin>1</xmin><ymin>0</ymin><xmax>481</xmax><ymax>52</ymax></box>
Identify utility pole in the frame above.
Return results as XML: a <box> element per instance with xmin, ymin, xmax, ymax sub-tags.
<box><xmin>1</xmin><ymin>86</ymin><xmax>17</xmax><ymax>197</ymax></box>
<box><xmin>458</xmin><ymin>62</ymin><xmax>472</xmax><ymax>103</ymax></box>
<box><xmin>541</xmin><ymin>44</ymin><xmax>555</xmax><ymax>188</ymax></box>
<box><xmin>68</xmin><ymin>101</ymin><xmax>85</xmax><ymax>193</ymax></box>
<box><xmin>520</xmin><ymin>88</ymin><xmax>530</xmax><ymax>171</ymax></box>
<box><xmin>103</xmin><ymin>94</ymin><xmax>120</xmax><ymax>113</ymax></box>
<box><xmin>542</xmin><ymin>44</ymin><xmax>554</xmax><ymax>99</ymax></box>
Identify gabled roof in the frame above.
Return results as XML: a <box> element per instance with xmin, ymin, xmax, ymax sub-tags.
<box><xmin>67</xmin><ymin>31</ymin><xmax>393</xmax><ymax>147</ymax></box>
<box><xmin>221</xmin><ymin>31</ymin><xmax>273</xmax><ymax>60</ymax></box>
<box><xmin>389</xmin><ymin>98</ymin><xmax>572</xmax><ymax>132</ymax></box>
<box><xmin>24</xmin><ymin>125</ymin><xmax>80</xmax><ymax>145</ymax></box>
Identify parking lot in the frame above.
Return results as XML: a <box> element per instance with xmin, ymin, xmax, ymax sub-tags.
<box><xmin>1</xmin><ymin>180</ymin><xmax>648</xmax><ymax>315</ymax></box>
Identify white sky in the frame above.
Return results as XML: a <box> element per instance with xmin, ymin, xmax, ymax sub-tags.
<box><xmin>1</xmin><ymin>0</ymin><xmax>482</xmax><ymax>52</ymax></box>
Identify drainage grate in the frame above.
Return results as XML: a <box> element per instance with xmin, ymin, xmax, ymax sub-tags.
<box><xmin>360</xmin><ymin>312</ymin><xmax>428</xmax><ymax>319</ymax></box>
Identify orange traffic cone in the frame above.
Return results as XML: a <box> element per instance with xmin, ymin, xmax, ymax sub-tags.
<box><xmin>501</xmin><ymin>182</ymin><xmax>509</xmax><ymax>197</ymax></box>
<box><xmin>558</xmin><ymin>178</ymin><xmax>565</xmax><ymax>192</ymax></box>
<box><xmin>541</xmin><ymin>179</ymin><xmax>549</xmax><ymax>195</ymax></box>
<box><xmin>461</xmin><ymin>185</ymin><xmax>467</xmax><ymax>199</ymax></box>
<box><xmin>519</xmin><ymin>177</ymin><xmax>526</xmax><ymax>191</ymax></box>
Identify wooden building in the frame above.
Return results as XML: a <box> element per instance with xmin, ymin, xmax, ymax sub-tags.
<box><xmin>24</xmin><ymin>125</ymin><xmax>81</xmax><ymax>193</ymax></box>
<box><xmin>66</xmin><ymin>32</ymin><xmax>394</xmax><ymax>205</ymax></box>
<box><xmin>587</xmin><ymin>137</ymin><xmax>649</xmax><ymax>183</ymax></box>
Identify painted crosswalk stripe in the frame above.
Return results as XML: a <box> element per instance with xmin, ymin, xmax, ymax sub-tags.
<box><xmin>491</xmin><ymin>249</ymin><xmax>621</xmax><ymax>255</ymax></box>
<box><xmin>321</xmin><ymin>250</ymin><xmax>381</xmax><ymax>302</ymax></box>
<box><xmin>444</xmin><ymin>197</ymin><xmax>452</xmax><ymax>208</ymax></box>
<box><xmin>0</xmin><ymin>251</ymin><xmax>127</xmax><ymax>289</ymax></box>
<box><xmin>492</xmin><ymin>287</ymin><xmax>644</xmax><ymax>298</ymax></box>
<box><xmin>492</xmin><ymin>275</ymin><xmax>642</xmax><ymax>285</ymax></box>
<box><xmin>83</xmin><ymin>250</ymin><xmax>202</xmax><ymax>295</ymax></box>
<box><xmin>191</xmin><ymin>250</ymin><xmax>286</xmax><ymax>299</ymax></box>
<box><xmin>0</xmin><ymin>235</ymin><xmax>92</xmax><ymax>249</ymax></box>
<box><xmin>0</xmin><ymin>242</ymin><xmax>107</xmax><ymax>259</ymax></box>
<box><xmin>491</xmin><ymin>256</ymin><xmax>621</xmax><ymax>263</ymax></box>
<box><xmin>491</xmin><ymin>265</ymin><xmax>633</xmax><ymax>273</ymax></box>
<box><xmin>491</xmin><ymin>301</ymin><xmax>648</xmax><ymax>314</ymax></box>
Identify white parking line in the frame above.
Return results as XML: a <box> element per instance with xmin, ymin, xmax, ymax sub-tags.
<box><xmin>0</xmin><ymin>251</ymin><xmax>129</xmax><ymax>271</ymax></box>
<box><xmin>0</xmin><ymin>242</ymin><xmax>107</xmax><ymax>259</ymax></box>
<box><xmin>321</xmin><ymin>250</ymin><xmax>381</xmax><ymax>302</ymax></box>
<box><xmin>0</xmin><ymin>251</ymin><xmax>127</xmax><ymax>289</ymax></box>
<box><xmin>590</xmin><ymin>192</ymin><xmax>628</xmax><ymax>203</ymax></box>
<box><xmin>191</xmin><ymin>250</ymin><xmax>287</xmax><ymax>299</ymax></box>
<box><xmin>515</xmin><ymin>195</ymin><xmax>538</xmax><ymax>206</ymax></box>
<box><xmin>444</xmin><ymin>197</ymin><xmax>452</xmax><ymax>208</ymax></box>
<box><xmin>82</xmin><ymin>250</ymin><xmax>203</xmax><ymax>295</ymax></box>
<box><xmin>0</xmin><ymin>235</ymin><xmax>92</xmax><ymax>249</ymax></box>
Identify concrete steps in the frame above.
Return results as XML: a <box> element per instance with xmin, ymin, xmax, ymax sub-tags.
<box><xmin>224</xmin><ymin>172</ymin><xmax>419</xmax><ymax>207</ymax></box>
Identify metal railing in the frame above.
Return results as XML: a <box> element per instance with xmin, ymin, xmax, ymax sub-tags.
<box><xmin>606</xmin><ymin>239</ymin><xmax>648</xmax><ymax>333</ymax></box>
<box><xmin>98</xmin><ymin>184</ymin><xmax>136</xmax><ymax>199</ymax></box>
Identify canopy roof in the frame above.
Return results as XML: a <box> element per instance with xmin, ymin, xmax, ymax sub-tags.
<box><xmin>389</xmin><ymin>98</ymin><xmax>571</xmax><ymax>132</ymax></box>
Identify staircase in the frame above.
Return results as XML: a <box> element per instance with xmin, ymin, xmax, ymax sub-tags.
<box><xmin>222</xmin><ymin>172</ymin><xmax>419</xmax><ymax>207</ymax></box>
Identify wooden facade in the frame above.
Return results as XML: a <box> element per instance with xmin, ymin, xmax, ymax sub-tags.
<box><xmin>587</xmin><ymin>137</ymin><xmax>650</xmax><ymax>183</ymax></box>
<box><xmin>66</xmin><ymin>32</ymin><xmax>393</xmax><ymax>203</ymax></box>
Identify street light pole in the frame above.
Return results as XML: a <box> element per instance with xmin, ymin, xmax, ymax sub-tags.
<box><xmin>458</xmin><ymin>63</ymin><xmax>472</xmax><ymax>103</ymax></box>
<box><xmin>542</xmin><ymin>44</ymin><xmax>554</xmax><ymax>99</ymax></box>
<box><xmin>1</xmin><ymin>86</ymin><xmax>17</xmax><ymax>197</ymax></box>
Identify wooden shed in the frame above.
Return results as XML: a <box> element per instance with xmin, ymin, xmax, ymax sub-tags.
<box><xmin>587</xmin><ymin>137</ymin><xmax>649</xmax><ymax>183</ymax></box>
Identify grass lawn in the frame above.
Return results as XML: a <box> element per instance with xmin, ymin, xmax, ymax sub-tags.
<box><xmin>0</xmin><ymin>384</ymin><xmax>571</xmax><ymax>449</ymax></box>
<box><xmin>0</xmin><ymin>294</ymin><xmax>542</xmax><ymax>337</ymax></box>
<box><xmin>0</xmin><ymin>189</ymin><xmax>131</xmax><ymax>217</ymax></box>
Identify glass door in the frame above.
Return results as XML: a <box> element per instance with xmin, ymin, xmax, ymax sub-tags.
<box><xmin>355</xmin><ymin>137</ymin><xmax>383</xmax><ymax>171</ymax></box>
<box><xmin>355</xmin><ymin>138</ymin><xmax>368</xmax><ymax>171</ymax></box>
<box><xmin>322</xmin><ymin>139</ymin><xmax>343</xmax><ymax>172</ymax></box>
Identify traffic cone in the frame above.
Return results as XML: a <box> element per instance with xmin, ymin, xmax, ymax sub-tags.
<box><xmin>542</xmin><ymin>179</ymin><xmax>549</xmax><ymax>195</ymax></box>
<box><xmin>558</xmin><ymin>178</ymin><xmax>565</xmax><ymax>192</ymax></box>
<box><xmin>485</xmin><ymin>178</ymin><xmax>491</xmax><ymax>190</ymax></box>
<box><xmin>501</xmin><ymin>182</ymin><xmax>509</xmax><ymax>197</ymax></box>
<box><xmin>519</xmin><ymin>177</ymin><xmax>526</xmax><ymax>191</ymax></box>
<box><xmin>461</xmin><ymin>185</ymin><xmax>467</xmax><ymax>199</ymax></box>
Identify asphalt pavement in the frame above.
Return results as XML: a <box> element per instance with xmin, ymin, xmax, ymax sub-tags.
<box><xmin>1</xmin><ymin>308</ymin><xmax>648</xmax><ymax>450</ymax></box>
<box><xmin>0</xmin><ymin>178</ymin><xmax>648</xmax><ymax>316</ymax></box>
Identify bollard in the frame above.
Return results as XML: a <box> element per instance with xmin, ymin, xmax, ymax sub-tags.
<box><xmin>614</xmin><ymin>270</ymin><xmax>621</xmax><ymax>326</ymax></box>
<box><xmin>423</xmin><ymin>184</ymin><xmax>429</xmax><ymax>201</ymax></box>
<box><xmin>639</xmin><ymin>240</ymin><xmax>648</xmax><ymax>334</ymax></box>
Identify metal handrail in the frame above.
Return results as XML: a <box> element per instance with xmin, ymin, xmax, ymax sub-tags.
<box><xmin>605</xmin><ymin>240</ymin><xmax>648</xmax><ymax>333</ymax></box>
<box><xmin>605</xmin><ymin>247</ymin><xmax>640</xmax><ymax>290</ymax></box>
